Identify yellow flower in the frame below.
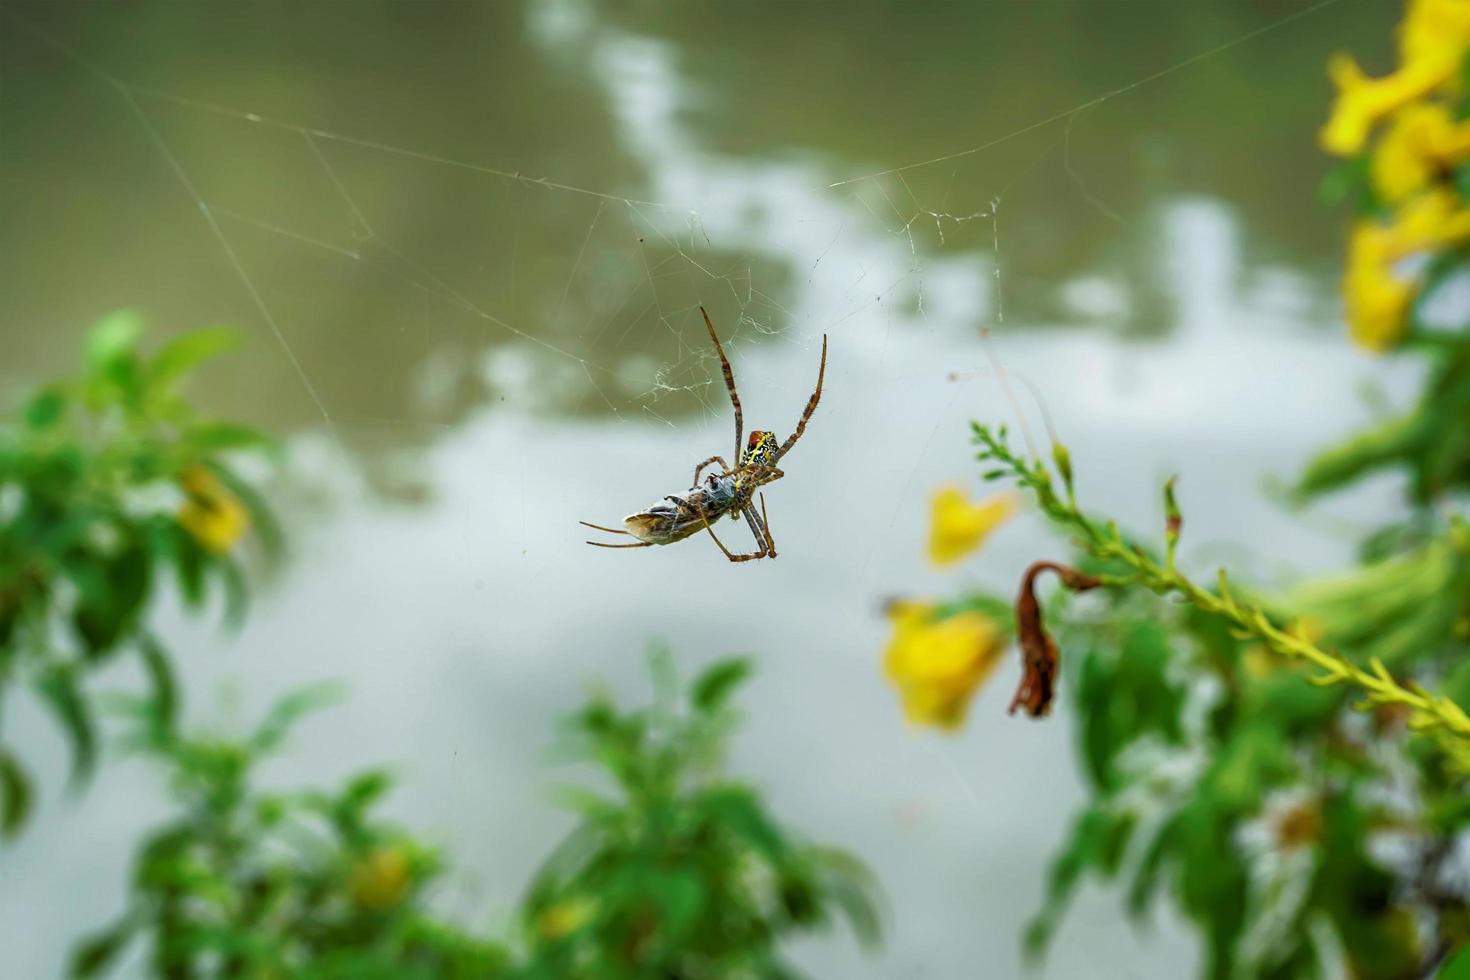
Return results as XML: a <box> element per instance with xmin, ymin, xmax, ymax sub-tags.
<box><xmin>1343</xmin><ymin>189</ymin><xmax>1470</xmax><ymax>351</ymax></box>
<box><xmin>176</xmin><ymin>465</ymin><xmax>250</xmax><ymax>555</ymax></box>
<box><xmin>348</xmin><ymin>846</ymin><xmax>413</xmax><ymax>910</ymax></box>
<box><xmin>1344</xmin><ymin>224</ymin><xmax>1416</xmax><ymax>351</ymax></box>
<box><xmin>536</xmin><ymin>896</ymin><xmax>597</xmax><ymax>941</ymax></box>
<box><xmin>1387</xmin><ymin>185</ymin><xmax>1470</xmax><ymax>248</ymax></box>
<box><xmin>1400</xmin><ymin>0</ymin><xmax>1470</xmax><ymax>70</ymax></box>
<box><xmin>927</xmin><ymin>486</ymin><xmax>1016</xmax><ymax>566</ymax></box>
<box><xmin>1371</xmin><ymin>103</ymin><xmax>1470</xmax><ymax>202</ymax></box>
<box><xmin>1321</xmin><ymin>54</ymin><xmax>1454</xmax><ymax>156</ymax></box>
<box><xmin>1320</xmin><ymin>0</ymin><xmax>1470</xmax><ymax>156</ymax></box>
<box><xmin>883</xmin><ymin>601</ymin><xmax>1006</xmax><ymax>730</ymax></box>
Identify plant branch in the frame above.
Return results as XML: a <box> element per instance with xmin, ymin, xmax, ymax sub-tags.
<box><xmin>974</xmin><ymin>423</ymin><xmax>1470</xmax><ymax>766</ymax></box>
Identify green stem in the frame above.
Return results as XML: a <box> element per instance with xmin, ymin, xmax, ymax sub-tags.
<box><xmin>974</xmin><ymin>423</ymin><xmax>1470</xmax><ymax>764</ymax></box>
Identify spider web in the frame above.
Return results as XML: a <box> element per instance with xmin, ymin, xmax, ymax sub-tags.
<box><xmin>1</xmin><ymin>2</ymin><xmax>1399</xmax><ymax>978</ymax></box>
<box><xmin>1</xmin><ymin>0</ymin><xmax>1346</xmax><ymax>459</ymax></box>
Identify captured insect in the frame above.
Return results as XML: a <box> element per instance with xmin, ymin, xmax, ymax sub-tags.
<box><xmin>581</xmin><ymin>307</ymin><xmax>827</xmax><ymax>562</ymax></box>
<box><xmin>582</xmin><ymin>472</ymin><xmax>738</xmax><ymax>548</ymax></box>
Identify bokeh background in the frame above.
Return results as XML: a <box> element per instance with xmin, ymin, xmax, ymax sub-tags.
<box><xmin>0</xmin><ymin>1</ymin><xmax>1411</xmax><ymax>976</ymax></box>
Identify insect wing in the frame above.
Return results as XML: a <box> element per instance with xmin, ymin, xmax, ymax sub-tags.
<box><xmin>621</xmin><ymin>475</ymin><xmax>736</xmax><ymax>545</ymax></box>
<box><xmin>622</xmin><ymin>508</ymin><xmax>680</xmax><ymax>544</ymax></box>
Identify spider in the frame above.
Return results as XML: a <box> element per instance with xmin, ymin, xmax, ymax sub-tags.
<box><xmin>581</xmin><ymin>306</ymin><xmax>827</xmax><ymax>562</ymax></box>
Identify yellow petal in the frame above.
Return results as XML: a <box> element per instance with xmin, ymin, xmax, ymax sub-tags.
<box><xmin>1388</xmin><ymin>186</ymin><xmax>1470</xmax><ymax>252</ymax></box>
<box><xmin>927</xmin><ymin>486</ymin><xmax>1017</xmax><ymax>567</ymax></box>
<box><xmin>537</xmin><ymin>896</ymin><xmax>598</xmax><ymax>941</ymax></box>
<box><xmin>883</xmin><ymin>606</ymin><xmax>1006</xmax><ymax>731</ymax></box>
<box><xmin>1320</xmin><ymin>53</ymin><xmax>1456</xmax><ymax>156</ymax></box>
<box><xmin>1372</xmin><ymin>103</ymin><xmax>1450</xmax><ymax>202</ymax></box>
<box><xmin>1401</xmin><ymin>0</ymin><xmax>1470</xmax><ymax>69</ymax></box>
<box><xmin>1343</xmin><ymin>224</ymin><xmax>1416</xmax><ymax>352</ymax></box>
<box><xmin>1341</xmin><ymin>190</ymin><xmax>1470</xmax><ymax>352</ymax></box>
<box><xmin>348</xmin><ymin>846</ymin><xmax>412</xmax><ymax>910</ymax></box>
<box><xmin>176</xmin><ymin>465</ymin><xmax>251</xmax><ymax>555</ymax></box>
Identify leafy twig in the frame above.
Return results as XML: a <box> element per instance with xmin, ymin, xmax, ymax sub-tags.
<box><xmin>975</xmin><ymin>423</ymin><xmax>1470</xmax><ymax>766</ymax></box>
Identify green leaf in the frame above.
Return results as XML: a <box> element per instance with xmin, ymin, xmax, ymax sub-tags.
<box><xmin>691</xmin><ymin>657</ymin><xmax>753</xmax><ymax>713</ymax></box>
<box><xmin>524</xmin><ymin>823</ymin><xmax>604</xmax><ymax>896</ymax></box>
<box><xmin>137</xmin><ymin>634</ymin><xmax>178</xmax><ymax>739</ymax></box>
<box><xmin>1126</xmin><ymin>816</ymin><xmax>1180</xmax><ymax>922</ymax></box>
<box><xmin>204</xmin><ymin>463</ymin><xmax>283</xmax><ymax>563</ymax></box>
<box><xmin>0</xmin><ymin>749</ymin><xmax>33</xmax><ymax>839</ymax></box>
<box><xmin>148</xmin><ymin>328</ymin><xmax>239</xmax><ymax>389</ymax></box>
<box><xmin>700</xmin><ymin>786</ymin><xmax>786</xmax><ymax>861</ymax></box>
<box><xmin>217</xmin><ymin>557</ymin><xmax>249</xmax><ymax>630</ymax></box>
<box><xmin>814</xmin><ymin>849</ymin><xmax>883</xmax><ymax>948</ymax></box>
<box><xmin>1318</xmin><ymin>155</ymin><xmax>1371</xmax><ymax>208</ymax></box>
<box><xmin>645</xmin><ymin>868</ymin><xmax>705</xmax><ymax>942</ymax></box>
<box><xmin>546</xmin><ymin>784</ymin><xmax>621</xmax><ymax>819</ymax></box>
<box><xmin>336</xmin><ymin>770</ymin><xmax>393</xmax><ymax>823</ymax></box>
<box><xmin>68</xmin><ymin>916</ymin><xmax>138</xmax><ymax>978</ymax></box>
<box><xmin>72</xmin><ymin>540</ymin><xmax>151</xmax><ymax>658</ymax></box>
<box><xmin>23</xmin><ymin>386</ymin><xmax>68</xmax><ymax>431</ymax></box>
<box><xmin>935</xmin><ymin>593</ymin><xmax>1014</xmax><ymax>632</ymax></box>
<box><xmin>166</xmin><ymin>524</ymin><xmax>207</xmax><ymax>608</ymax></box>
<box><xmin>186</xmin><ymin>422</ymin><xmax>271</xmax><ymax>453</ymax></box>
<box><xmin>1295</xmin><ymin>413</ymin><xmax>1417</xmax><ymax>500</ymax></box>
<box><xmin>1440</xmin><ymin>943</ymin><xmax>1470</xmax><ymax>980</ymax></box>
<box><xmin>1024</xmin><ymin>804</ymin><xmax>1127</xmax><ymax>962</ymax></box>
<box><xmin>35</xmin><ymin>666</ymin><xmax>97</xmax><ymax>783</ymax></box>
<box><xmin>250</xmin><ymin>684</ymin><xmax>344</xmax><ymax>753</ymax></box>
<box><xmin>86</xmin><ymin>310</ymin><xmax>144</xmax><ymax>372</ymax></box>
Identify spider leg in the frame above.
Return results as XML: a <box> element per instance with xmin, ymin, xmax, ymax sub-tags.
<box><xmin>739</xmin><ymin>465</ymin><xmax>784</xmax><ymax>493</ymax></box>
<box><xmin>758</xmin><ymin>491</ymin><xmax>776</xmax><ymax>557</ymax></box>
<box><xmin>700</xmin><ymin>306</ymin><xmax>744</xmax><ymax>463</ymax></box>
<box><xmin>777</xmin><ymin>333</ymin><xmax>827</xmax><ymax>460</ymax></box>
<box><xmin>585</xmin><ymin>540</ymin><xmax>654</xmax><ymax>549</ymax></box>
<box><xmin>691</xmin><ymin>455</ymin><xmax>730</xmax><ymax>486</ymax></box>
<box><xmin>741</xmin><ymin>501</ymin><xmax>775</xmax><ymax>560</ymax></box>
<box><xmin>698</xmin><ymin>494</ymin><xmax>766</xmax><ymax>562</ymax></box>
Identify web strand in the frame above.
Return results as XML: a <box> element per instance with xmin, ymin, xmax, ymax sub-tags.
<box><xmin>115</xmin><ymin>84</ymin><xmax>343</xmax><ymax>444</ymax></box>
<box><xmin>828</xmin><ymin>0</ymin><xmax>1345</xmax><ymax>187</ymax></box>
<box><xmin>2</xmin><ymin>0</ymin><xmax>1348</xmax><ymax>448</ymax></box>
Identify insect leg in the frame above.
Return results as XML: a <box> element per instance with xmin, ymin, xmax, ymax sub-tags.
<box><xmin>580</xmin><ymin>521</ymin><xmax>633</xmax><ymax>536</ymax></box>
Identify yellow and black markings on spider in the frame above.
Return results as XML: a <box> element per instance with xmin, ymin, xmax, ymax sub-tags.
<box><xmin>581</xmin><ymin>307</ymin><xmax>827</xmax><ymax>563</ymax></box>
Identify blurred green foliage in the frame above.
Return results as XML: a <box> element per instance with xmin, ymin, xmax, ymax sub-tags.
<box><xmin>1029</xmin><ymin>588</ymin><xmax>1459</xmax><ymax>979</ymax></box>
<box><xmin>0</xmin><ymin>311</ymin><xmax>276</xmax><ymax>838</ymax></box>
<box><xmin>72</xmin><ymin>686</ymin><xmax>509</xmax><ymax>979</ymax></box>
<box><xmin>965</xmin><ymin>417</ymin><xmax>1470</xmax><ymax>977</ymax></box>
<box><xmin>75</xmin><ymin>651</ymin><xmax>880</xmax><ymax>979</ymax></box>
<box><xmin>1298</xmin><ymin>11</ymin><xmax>1470</xmax><ymax>506</ymax></box>
<box><xmin>1296</xmin><ymin>334</ymin><xmax>1470</xmax><ymax>508</ymax></box>
<box><xmin>923</xmin><ymin>9</ymin><xmax>1470</xmax><ymax>974</ymax></box>
<box><xmin>515</xmin><ymin>648</ymin><xmax>881</xmax><ymax>980</ymax></box>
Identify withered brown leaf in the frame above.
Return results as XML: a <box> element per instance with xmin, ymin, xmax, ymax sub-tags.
<box><xmin>1009</xmin><ymin>560</ymin><xmax>1103</xmax><ymax>718</ymax></box>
